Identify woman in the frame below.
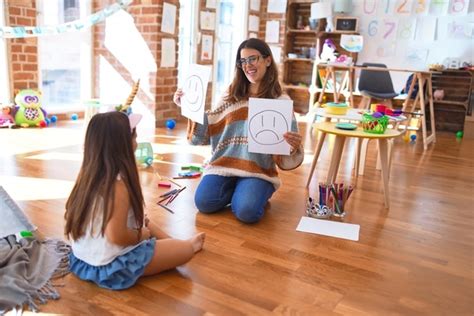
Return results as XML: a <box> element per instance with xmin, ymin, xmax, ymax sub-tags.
<box><xmin>174</xmin><ymin>38</ymin><xmax>304</xmax><ymax>223</ymax></box>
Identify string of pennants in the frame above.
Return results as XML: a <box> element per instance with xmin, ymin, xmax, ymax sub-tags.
<box><xmin>0</xmin><ymin>0</ymin><xmax>132</xmax><ymax>39</ymax></box>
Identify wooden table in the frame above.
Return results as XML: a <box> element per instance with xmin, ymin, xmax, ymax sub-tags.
<box><xmin>309</xmin><ymin>63</ymin><xmax>436</xmax><ymax>150</ymax></box>
<box><xmin>310</xmin><ymin>108</ymin><xmax>407</xmax><ymax>175</ymax></box>
<box><xmin>307</xmin><ymin>122</ymin><xmax>403</xmax><ymax>208</ymax></box>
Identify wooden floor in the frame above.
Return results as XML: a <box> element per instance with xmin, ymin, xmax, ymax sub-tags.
<box><xmin>1</xmin><ymin>119</ymin><xmax>473</xmax><ymax>315</ymax></box>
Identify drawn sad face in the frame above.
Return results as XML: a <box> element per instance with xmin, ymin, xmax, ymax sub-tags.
<box><xmin>249</xmin><ymin>110</ymin><xmax>289</xmax><ymax>145</ymax></box>
<box><xmin>184</xmin><ymin>75</ymin><xmax>204</xmax><ymax>112</ymax></box>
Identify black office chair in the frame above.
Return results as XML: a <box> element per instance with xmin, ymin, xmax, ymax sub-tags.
<box><xmin>357</xmin><ymin>63</ymin><xmax>398</xmax><ymax>109</ymax></box>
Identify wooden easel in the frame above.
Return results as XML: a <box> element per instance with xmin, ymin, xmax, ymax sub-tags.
<box><xmin>398</xmin><ymin>72</ymin><xmax>437</xmax><ymax>150</ymax></box>
<box><xmin>314</xmin><ymin>64</ymin><xmax>354</xmax><ymax>106</ymax></box>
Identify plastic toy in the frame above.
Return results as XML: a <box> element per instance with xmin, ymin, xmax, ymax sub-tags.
<box><xmin>320</xmin><ymin>39</ymin><xmax>337</xmax><ymax>62</ymax></box>
<box><xmin>410</xmin><ymin>134</ymin><xmax>417</xmax><ymax>142</ymax></box>
<box><xmin>166</xmin><ymin>119</ymin><xmax>176</xmax><ymax>129</ymax></box>
<box><xmin>39</xmin><ymin>120</ymin><xmax>47</xmax><ymax>128</ymax></box>
<box><xmin>0</xmin><ymin>105</ymin><xmax>15</xmax><ymax>127</ymax></box>
<box><xmin>334</xmin><ymin>54</ymin><xmax>353</xmax><ymax>66</ymax></box>
<box><xmin>15</xmin><ymin>230</ymin><xmax>33</xmax><ymax>243</ymax></box>
<box><xmin>50</xmin><ymin>115</ymin><xmax>58</xmax><ymax>123</ymax></box>
<box><xmin>135</xmin><ymin>142</ymin><xmax>154</xmax><ymax>166</ymax></box>
<box><xmin>14</xmin><ymin>89</ymin><xmax>46</xmax><ymax>127</ymax></box>
<box><xmin>456</xmin><ymin>131</ymin><xmax>463</xmax><ymax>138</ymax></box>
<box><xmin>71</xmin><ymin>113</ymin><xmax>79</xmax><ymax>120</ymax></box>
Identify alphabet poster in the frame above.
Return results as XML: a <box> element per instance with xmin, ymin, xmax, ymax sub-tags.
<box><xmin>248</xmin><ymin>98</ymin><xmax>293</xmax><ymax>155</ymax></box>
<box><xmin>181</xmin><ymin>64</ymin><xmax>211</xmax><ymax>124</ymax></box>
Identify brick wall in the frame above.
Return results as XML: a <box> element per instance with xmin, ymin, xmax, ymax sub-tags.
<box><xmin>258</xmin><ymin>0</ymin><xmax>286</xmax><ymax>81</ymax></box>
<box><xmin>93</xmin><ymin>0</ymin><xmax>180</xmax><ymax>127</ymax></box>
<box><xmin>6</xmin><ymin>0</ymin><xmax>39</xmax><ymax>92</ymax></box>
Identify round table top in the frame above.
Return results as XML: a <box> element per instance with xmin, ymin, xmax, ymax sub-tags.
<box><xmin>314</xmin><ymin>108</ymin><xmax>407</xmax><ymax>122</ymax></box>
<box><xmin>313</xmin><ymin>122</ymin><xmax>403</xmax><ymax>139</ymax></box>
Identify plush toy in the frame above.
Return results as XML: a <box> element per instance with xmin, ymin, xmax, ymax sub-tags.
<box><xmin>320</xmin><ymin>39</ymin><xmax>337</xmax><ymax>62</ymax></box>
<box><xmin>14</xmin><ymin>89</ymin><xmax>46</xmax><ymax>127</ymax></box>
<box><xmin>0</xmin><ymin>104</ymin><xmax>15</xmax><ymax>127</ymax></box>
<box><xmin>434</xmin><ymin>89</ymin><xmax>445</xmax><ymax>101</ymax></box>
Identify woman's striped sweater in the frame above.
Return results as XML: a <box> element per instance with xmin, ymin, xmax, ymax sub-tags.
<box><xmin>187</xmin><ymin>95</ymin><xmax>303</xmax><ymax>190</ymax></box>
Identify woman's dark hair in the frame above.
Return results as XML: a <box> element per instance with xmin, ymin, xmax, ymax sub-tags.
<box><xmin>224</xmin><ymin>38</ymin><xmax>282</xmax><ymax>103</ymax></box>
<box><xmin>65</xmin><ymin>111</ymin><xmax>144</xmax><ymax>240</ymax></box>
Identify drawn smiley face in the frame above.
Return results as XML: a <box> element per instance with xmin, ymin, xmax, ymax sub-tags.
<box><xmin>248</xmin><ymin>110</ymin><xmax>289</xmax><ymax>145</ymax></box>
<box><xmin>184</xmin><ymin>75</ymin><xmax>204</xmax><ymax>112</ymax></box>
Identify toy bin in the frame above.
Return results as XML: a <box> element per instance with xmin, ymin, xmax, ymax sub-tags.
<box><xmin>324</xmin><ymin>102</ymin><xmax>349</xmax><ymax>115</ymax></box>
<box><xmin>362</xmin><ymin>113</ymin><xmax>389</xmax><ymax>134</ymax></box>
<box><xmin>135</xmin><ymin>142</ymin><xmax>154</xmax><ymax>166</ymax></box>
<box><xmin>83</xmin><ymin>99</ymin><xmax>101</xmax><ymax>125</ymax></box>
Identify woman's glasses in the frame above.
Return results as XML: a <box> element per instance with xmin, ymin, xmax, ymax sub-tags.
<box><xmin>236</xmin><ymin>55</ymin><xmax>267</xmax><ymax>68</ymax></box>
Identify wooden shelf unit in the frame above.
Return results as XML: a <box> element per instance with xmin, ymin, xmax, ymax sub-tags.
<box><xmin>283</xmin><ymin>1</ymin><xmax>359</xmax><ymax>113</ymax></box>
<box><xmin>427</xmin><ymin>69</ymin><xmax>473</xmax><ymax>132</ymax></box>
<box><xmin>283</xmin><ymin>1</ymin><xmax>320</xmax><ymax>114</ymax></box>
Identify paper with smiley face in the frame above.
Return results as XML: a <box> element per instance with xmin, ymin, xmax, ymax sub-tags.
<box><xmin>248</xmin><ymin>97</ymin><xmax>293</xmax><ymax>155</ymax></box>
<box><xmin>181</xmin><ymin>64</ymin><xmax>211</xmax><ymax>124</ymax></box>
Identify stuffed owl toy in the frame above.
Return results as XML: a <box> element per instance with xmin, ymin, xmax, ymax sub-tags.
<box><xmin>14</xmin><ymin>89</ymin><xmax>46</xmax><ymax>127</ymax></box>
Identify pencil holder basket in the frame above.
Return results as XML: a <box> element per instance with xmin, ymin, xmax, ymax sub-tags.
<box><xmin>306</xmin><ymin>197</ymin><xmax>332</xmax><ymax>219</ymax></box>
<box><xmin>362</xmin><ymin>113</ymin><xmax>389</xmax><ymax>134</ymax></box>
<box><xmin>315</xmin><ymin>183</ymin><xmax>354</xmax><ymax>218</ymax></box>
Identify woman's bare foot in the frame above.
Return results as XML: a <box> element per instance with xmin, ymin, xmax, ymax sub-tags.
<box><xmin>190</xmin><ymin>232</ymin><xmax>206</xmax><ymax>253</ymax></box>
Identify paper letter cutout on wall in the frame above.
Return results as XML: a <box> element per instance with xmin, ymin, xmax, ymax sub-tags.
<box><xmin>161</xmin><ymin>3</ymin><xmax>176</xmax><ymax>34</ymax></box>
<box><xmin>160</xmin><ymin>38</ymin><xmax>176</xmax><ymax>67</ymax></box>
<box><xmin>265</xmin><ymin>20</ymin><xmax>280</xmax><ymax>43</ymax></box>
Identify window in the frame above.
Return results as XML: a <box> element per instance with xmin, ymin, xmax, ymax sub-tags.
<box><xmin>177</xmin><ymin>0</ymin><xmax>246</xmax><ymax>106</ymax></box>
<box><xmin>0</xmin><ymin>1</ymin><xmax>10</xmax><ymax>103</ymax></box>
<box><xmin>37</xmin><ymin>0</ymin><xmax>92</xmax><ymax>113</ymax></box>
<box><xmin>178</xmin><ymin>0</ymin><xmax>198</xmax><ymax>85</ymax></box>
<box><xmin>63</xmin><ymin>0</ymin><xmax>80</xmax><ymax>23</ymax></box>
<box><xmin>213</xmin><ymin>0</ymin><xmax>246</xmax><ymax>103</ymax></box>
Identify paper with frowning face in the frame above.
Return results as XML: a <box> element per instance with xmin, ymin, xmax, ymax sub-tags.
<box><xmin>248</xmin><ymin>97</ymin><xmax>293</xmax><ymax>155</ymax></box>
<box><xmin>181</xmin><ymin>64</ymin><xmax>211</xmax><ymax>124</ymax></box>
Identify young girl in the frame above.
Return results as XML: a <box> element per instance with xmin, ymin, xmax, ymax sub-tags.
<box><xmin>173</xmin><ymin>38</ymin><xmax>304</xmax><ymax>224</ymax></box>
<box><xmin>64</xmin><ymin>111</ymin><xmax>205</xmax><ymax>290</ymax></box>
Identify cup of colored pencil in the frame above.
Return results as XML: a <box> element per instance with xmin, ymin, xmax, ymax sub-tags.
<box><xmin>318</xmin><ymin>182</ymin><xmax>354</xmax><ymax>217</ymax></box>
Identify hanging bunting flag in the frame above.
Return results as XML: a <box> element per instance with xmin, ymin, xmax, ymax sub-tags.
<box><xmin>0</xmin><ymin>0</ymin><xmax>133</xmax><ymax>39</ymax></box>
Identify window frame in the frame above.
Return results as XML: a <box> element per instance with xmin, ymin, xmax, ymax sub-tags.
<box><xmin>36</xmin><ymin>0</ymin><xmax>93</xmax><ymax>114</ymax></box>
<box><xmin>211</xmin><ymin>0</ymin><xmax>248</xmax><ymax>106</ymax></box>
<box><xmin>0</xmin><ymin>1</ymin><xmax>12</xmax><ymax>103</ymax></box>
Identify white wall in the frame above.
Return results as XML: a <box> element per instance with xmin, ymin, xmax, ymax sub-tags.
<box><xmin>344</xmin><ymin>0</ymin><xmax>474</xmax><ymax>91</ymax></box>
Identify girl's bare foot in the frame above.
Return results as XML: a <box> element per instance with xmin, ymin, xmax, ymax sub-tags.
<box><xmin>190</xmin><ymin>232</ymin><xmax>205</xmax><ymax>253</ymax></box>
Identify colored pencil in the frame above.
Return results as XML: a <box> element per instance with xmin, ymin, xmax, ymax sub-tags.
<box><xmin>157</xmin><ymin>203</ymin><xmax>174</xmax><ymax>214</ymax></box>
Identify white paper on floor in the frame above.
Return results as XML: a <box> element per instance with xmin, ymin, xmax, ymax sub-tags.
<box><xmin>296</xmin><ymin>216</ymin><xmax>360</xmax><ymax>241</ymax></box>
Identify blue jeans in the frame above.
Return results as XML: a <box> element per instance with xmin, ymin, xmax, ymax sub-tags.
<box><xmin>194</xmin><ymin>175</ymin><xmax>275</xmax><ymax>223</ymax></box>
